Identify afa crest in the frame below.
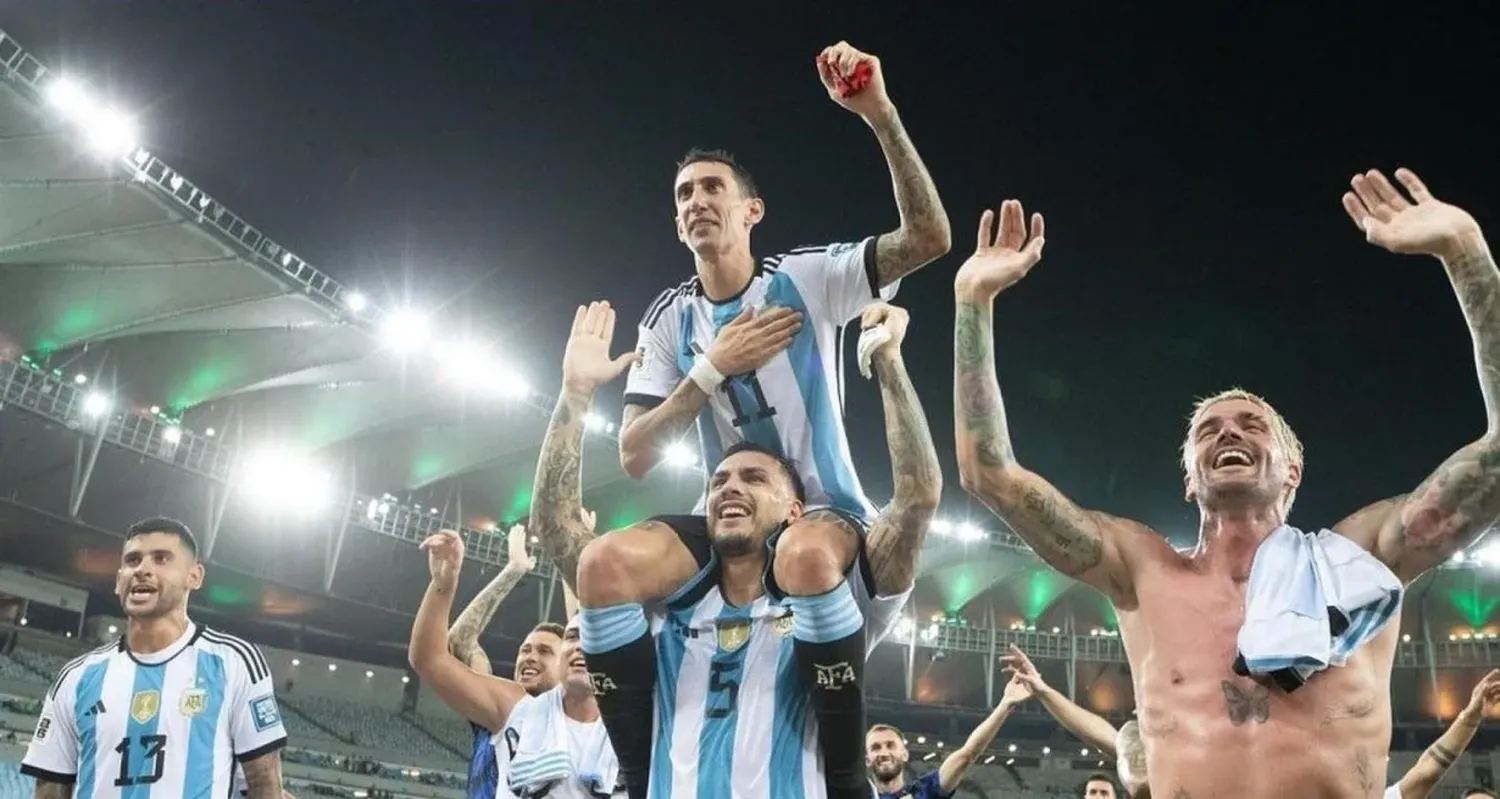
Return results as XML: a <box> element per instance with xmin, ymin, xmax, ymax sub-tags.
<box><xmin>716</xmin><ymin>618</ymin><xmax>751</xmax><ymax>652</ymax></box>
<box><xmin>179</xmin><ymin>688</ymin><xmax>207</xmax><ymax>717</ymax></box>
<box><xmin>771</xmin><ymin>614</ymin><xmax>794</xmax><ymax>639</ymax></box>
<box><xmin>130</xmin><ymin>690</ymin><xmax>161</xmax><ymax>724</ymax></box>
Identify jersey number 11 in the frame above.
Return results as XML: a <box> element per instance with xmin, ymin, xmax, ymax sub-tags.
<box><xmin>724</xmin><ymin>371</ymin><xmax>777</xmax><ymax>427</ymax></box>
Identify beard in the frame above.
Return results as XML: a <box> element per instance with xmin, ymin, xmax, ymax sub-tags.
<box><xmin>871</xmin><ymin>758</ymin><xmax>904</xmax><ymax>780</ymax></box>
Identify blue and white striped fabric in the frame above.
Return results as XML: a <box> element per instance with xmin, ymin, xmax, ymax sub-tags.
<box><xmin>501</xmin><ymin>685</ymin><xmax>618</xmax><ymax>799</ymax></box>
<box><xmin>1236</xmin><ymin>525</ymin><xmax>1403</xmax><ymax>691</ymax></box>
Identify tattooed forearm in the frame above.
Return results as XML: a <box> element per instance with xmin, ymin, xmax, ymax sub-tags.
<box><xmin>33</xmin><ymin>781</ymin><xmax>71</xmax><ymax>799</ymax></box>
<box><xmin>531</xmin><ymin>392</ymin><xmax>597</xmax><ymax>589</ymax></box>
<box><xmin>865</xmin><ymin>354</ymin><xmax>941</xmax><ymax>595</ymax></box>
<box><xmin>1443</xmin><ymin>245</ymin><xmax>1500</xmax><ymax>422</ymax></box>
<box><xmin>952</xmin><ymin>300</ymin><xmax>1107</xmax><ymax>578</ymax></box>
<box><xmin>868</xmin><ymin>108</ymin><xmax>951</xmax><ymax>286</ymax></box>
<box><xmin>447</xmin><ymin>566</ymin><xmax>529</xmax><ymax>665</ymax></box>
<box><xmin>1425</xmin><ymin>741</ymin><xmax>1458</xmax><ymax>770</ymax></box>
<box><xmin>953</xmin><ymin>301</ymin><xmax>1015</xmax><ymax>469</ymax></box>
<box><xmin>1221</xmin><ymin>681</ymin><xmax>1270</xmax><ymax>726</ymax></box>
<box><xmin>242</xmin><ymin>751</ymin><xmax>285</xmax><ymax>799</ymax></box>
<box><xmin>619</xmin><ymin>380</ymin><xmax>710</xmax><ymax>479</ymax></box>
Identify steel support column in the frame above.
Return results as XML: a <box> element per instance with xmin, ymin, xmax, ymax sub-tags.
<box><xmin>904</xmin><ymin>602</ymin><xmax>917</xmax><ymax>701</ymax></box>
<box><xmin>543</xmin><ymin>568</ymin><xmax>560</xmax><ymax>623</ymax></box>
<box><xmin>1418</xmin><ymin>587</ymin><xmax>1439</xmax><ymax>715</ymax></box>
<box><xmin>1066</xmin><ymin>608</ymin><xmax>1078</xmax><ymax>701</ymax></box>
<box><xmin>985</xmin><ymin>603</ymin><xmax>998</xmax><ymax>708</ymax></box>
<box><xmin>202</xmin><ymin>408</ymin><xmax>242</xmax><ymax>563</ymax></box>
<box><xmin>68</xmin><ymin>357</ymin><xmax>112</xmax><ymax>518</ymax></box>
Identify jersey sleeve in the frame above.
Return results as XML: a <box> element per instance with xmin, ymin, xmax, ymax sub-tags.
<box><xmin>623</xmin><ymin>289</ymin><xmax>683</xmax><ymax>408</ymax></box>
<box><xmin>226</xmin><ymin>642</ymin><xmax>289</xmax><ymax>761</ymax></box>
<box><xmin>915</xmin><ymin>768</ymin><xmax>954</xmax><ymax>799</ymax></box>
<box><xmin>20</xmin><ymin>673</ymin><xmax>81</xmax><ymax>783</ymax></box>
<box><xmin>774</xmin><ymin>238</ymin><xmax>895</xmax><ymax>325</ymax></box>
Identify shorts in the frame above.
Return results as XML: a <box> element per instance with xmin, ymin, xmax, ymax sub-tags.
<box><xmin>649</xmin><ymin>507</ymin><xmax>912</xmax><ymax>657</ymax></box>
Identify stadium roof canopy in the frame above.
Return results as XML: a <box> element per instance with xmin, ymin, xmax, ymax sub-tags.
<box><xmin>1</xmin><ymin>27</ymin><xmax>1496</xmax><ymax>654</ymax></box>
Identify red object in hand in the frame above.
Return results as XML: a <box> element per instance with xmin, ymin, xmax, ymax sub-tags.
<box><xmin>819</xmin><ymin>54</ymin><xmax>873</xmax><ymax>98</ymax></box>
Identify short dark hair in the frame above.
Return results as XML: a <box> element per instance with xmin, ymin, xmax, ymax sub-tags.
<box><xmin>531</xmin><ymin>622</ymin><xmax>565</xmax><ymax>639</ymax></box>
<box><xmin>1082</xmin><ymin>773</ymin><xmax>1118</xmax><ymax>793</ymax></box>
<box><xmin>676</xmin><ymin>148</ymin><xmax>760</xmax><ymax>199</ymax></box>
<box><xmin>125</xmin><ymin>517</ymin><xmax>199</xmax><ymax>559</ymax></box>
<box><xmin>717</xmin><ymin>441</ymin><xmax>806</xmax><ymax>503</ymax></box>
<box><xmin>867</xmin><ymin>723</ymin><xmax>904</xmax><ymax>740</ymax></box>
<box><xmin>1461</xmin><ymin>789</ymin><xmax>1498</xmax><ymax>799</ymax></box>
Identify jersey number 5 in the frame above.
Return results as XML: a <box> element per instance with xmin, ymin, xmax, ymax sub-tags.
<box><xmin>724</xmin><ymin>371</ymin><xmax>776</xmax><ymax>427</ymax></box>
<box><xmin>114</xmin><ymin>734</ymin><xmax>167</xmax><ymax>787</ymax></box>
<box><xmin>705</xmin><ymin>659</ymin><xmax>740</xmax><ymax>719</ymax></box>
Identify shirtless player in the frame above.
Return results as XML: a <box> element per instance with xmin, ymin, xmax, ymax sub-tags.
<box><xmin>951</xmin><ymin>170</ymin><xmax>1500</xmax><ymax>798</ymax></box>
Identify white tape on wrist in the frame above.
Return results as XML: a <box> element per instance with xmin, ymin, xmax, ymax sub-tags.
<box><xmin>688</xmin><ymin>356</ymin><xmax>726</xmax><ymax>394</ymax></box>
<box><xmin>857</xmin><ymin>324</ymin><xmax>893</xmax><ymax>379</ymax></box>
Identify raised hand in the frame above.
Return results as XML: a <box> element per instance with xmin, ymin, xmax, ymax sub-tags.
<box><xmin>954</xmin><ymin>201</ymin><xmax>1046</xmax><ymax>301</ymax></box>
<box><xmin>1000</xmin><ymin>644</ymin><xmax>1048</xmax><ymax>694</ymax></box>
<box><xmin>1342</xmin><ymin>168</ymin><xmax>1481</xmax><ymax>260</ymax></box>
<box><xmin>704</xmin><ymin>306</ymin><xmax>803</xmax><ymax>376</ymax></box>
<box><xmin>816</xmin><ymin>41</ymin><xmax>892</xmax><ymax>120</ymax></box>
<box><xmin>1467</xmin><ymin>668</ymin><xmax>1500</xmax><ymax>716</ymax></box>
<box><xmin>579</xmin><ymin>507</ymin><xmax>597</xmax><ymax>533</ymax></box>
<box><xmin>562</xmin><ymin>301</ymin><xmax>637</xmax><ymax>395</ymax></box>
<box><xmin>1001</xmin><ymin>671</ymin><xmax>1035</xmax><ymax>705</ymax></box>
<box><xmin>505</xmin><ymin>524</ymin><xmax>535</xmax><ymax>573</ymax></box>
<box><xmin>420</xmin><ymin>529</ymin><xmax>465</xmax><ymax>590</ymax></box>
<box><xmin>860</xmin><ymin>303</ymin><xmax>911</xmax><ymax>356</ymax></box>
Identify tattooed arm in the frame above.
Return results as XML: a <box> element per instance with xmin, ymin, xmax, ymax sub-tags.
<box><xmin>867</xmin><ymin>106</ymin><xmax>952</xmax><ymax>286</ymax></box>
<box><xmin>447</xmin><ymin>524</ymin><xmax>535</xmax><ymax>674</ymax></box>
<box><xmin>1392</xmin><ymin>669</ymin><xmax>1498</xmax><ymax>799</ymax></box>
<box><xmin>241</xmin><ymin>751</ymin><xmax>285</xmax><ymax>799</ymax></box>
<box><xmin>951</xmin><ymin>204</ymin><xmax>1148</xmax><ymax>604</ymax></box>
<box><xmin>1334</xmin><ymin>170</ymin><xmax>1500</xmax><ymax>582</ymax></box>
<box><xmin>533</xmin><ymin>391</ymin><xmax>598</xmax><ymax>593</ymax></box>
<box><xmin>861</xmin><ymin>305</ymin><xmax>941</xmax><ymax>596</ymax></box>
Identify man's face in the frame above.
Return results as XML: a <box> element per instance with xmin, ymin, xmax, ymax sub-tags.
<box><xmin>559</xmin><ymin>616</ymin><xmax>590</xmax><ymax>691</ymax></box>
<box><xmin>864</xmin><ymin>728</ymin><xmax>907</xmax><ymax>780</ymax></box>
<box><xmin>706</xmin><ymin>450</ymin><xmax>803</xmax><ymax>557</ymax></box>
<box><xmin>1084</xmin><ymin>778</ymin><xmax>1118</xmax><ymax>799</ymax></box>
<box><xmin>673</xmin><ymin>160</ymin><xmax>763</xmax><ymax>257</ymax></box>
<box><xmin>1184</xmin><ymin>397</ymin><xmax>1301</xmax><ymax>512</ymax></box>
<box><xmin>513</xmin><ymin>629</ymin><xmax>562</xmax><ymax>695</ymax></box>
<box><xmin>115</xmin><ymin>532</ymin><xmax>203</xmax><ymax>620</ymax></box>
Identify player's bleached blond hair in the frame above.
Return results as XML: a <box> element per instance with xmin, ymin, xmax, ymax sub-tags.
<box><xmin>1181</xmin><ymin>388</ymin><xmax>1304</xmax><ymax>517</ymax></box>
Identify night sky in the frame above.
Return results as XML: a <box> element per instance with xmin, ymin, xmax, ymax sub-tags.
<box><xmin>5</xmin><ymin>1</ymin><xmax>1499</xmax><ymax>545</ymax></box>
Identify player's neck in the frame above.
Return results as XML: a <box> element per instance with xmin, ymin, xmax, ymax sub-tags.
<box><xmin>1195</xmin><ymin>505</ymin><xmax>1283</xmax><ymax>579</ymax></box>
<box><xmin>875</xmin><ymin>774</ymin><xmax>903</xmax><ymax>794</ymax></box>
<box><xmin>694</xmin><ymin>247</ymin><xmax>756</xmax><ymax>302</ymax></box>
<box><xmin>125</xmin><ymin>612</ymin><xmax>190</xmax><ymax>655</ymax></box>
<box><xmin>561</xmin><ymin>686</ymin><xmax>600</xmax><ymax>723</ymax></box>
<box><xmin>719</xmin><ymin>554</ymin><xmax>766</xmax><ymax>608</ymax></box>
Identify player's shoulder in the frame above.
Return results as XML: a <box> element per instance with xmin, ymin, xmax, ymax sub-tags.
<box><xmin>640</xmin><ymin>276</ymin><xmax>702</xmax><ymax>330</ymax></box>
<box><xmin>47</xmin><ymin>640</ymin><xmax>119</xmax><ymax>699</ymax></box>
<box><xmin>195</xmin><ymin>625</ymin><xmax>273</xmax><ymax>683</ymax></box>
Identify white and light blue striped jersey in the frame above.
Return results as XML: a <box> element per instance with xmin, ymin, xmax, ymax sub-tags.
<box><xmin>22</xmin><ymin>622</ymin><xmax>288</xmax><ymax>799</ymax></box>
<box><xmin>625</xmin><ymin>239</ymin><xmax>899</xmax><ymax>519</ymax></box>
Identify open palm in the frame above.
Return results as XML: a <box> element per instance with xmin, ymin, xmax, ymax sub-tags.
<box><xmin>562</xmin><ymin>301</ymin><xmax>637</xmax><ymax>395</ymax></box>
<box><xmin>954</xmin><ymin>200</ymin><xmax>1046</xmax><ymax>298</ymax></box>
<box><xmin>1342</xmin><ymin>168</ymin><xmax>1479</xmax><ymax>258</ymax></box>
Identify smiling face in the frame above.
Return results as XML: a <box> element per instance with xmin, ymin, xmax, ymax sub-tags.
<box><xmin>673</xmin><ymin>159</ymin><xmax>763</xmax><ymax>260</ymax></box>
<box><xmin>706</xmin><ymin>448</ymin><xmax>804</xmax><ymax>557</ymax></box>
<box><xmin>1182</xmin><ymin>390</ymin><xmax>1303</xmax><ymax>518</ymax></box>
<box><xmin>513</xmin><ymin>627</ymin><xmax>563</xmax><ymax>695</ymax></box>
<box><xmin>864</xmin><ymin>726</ymin><xmax>908</xmax><ymax>781</ymax></box>
<box><xmin>115</xmin><ymin>531</ymin><xmax>203</xmax><ymax>620</ymax></box>
<box><xmin>560</xmin><ymin>615</ymin><xmax>590</xmax><ymax>692</ymax></box>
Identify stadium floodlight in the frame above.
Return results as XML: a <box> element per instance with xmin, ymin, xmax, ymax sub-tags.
<box><xmin>379</xmin><ymin>308</ymin><xmax>432</xmax><ymax>354</ymax></box>
<box><xmin>440</xmin><ymin>339</ymin><xmax>495</xmax><ymax>387</ymax></box>
<box><xmin>82</xmin><ymin>391</ymin><xmax>111</xmax><ymax>417</ymax></box>
<box><xmin>44</xmin><ymin>77</ymin><xmax>139</xmax><ymax>158</ymax></box>
<box><xmin>663</xmin><ymin>441</ymin><xmax>699</xmax><ymax>469</ymax></box>
<box><xmin>237</xmin><ymin>446</ymin><xmax>333</xmax><ymax>512</ymax></box>
<box><xmin>162</xmin><ymin>426</ymin><xmax>183</xmax><ymax>445</ymax></box>
<box><xmin>1007</xmin><ymin>744</ymin><xmax>1017</xmax><ymax>753</ymax></box>
<box><xmin>1041</xmin><ymin>746</ymin><xmax>1051</xmax><ymax>755</ymax></box>
<box><xmin>492</xmin><ymin>367</ymin><xmax>531</xmax><ymax>400</ymax></box>
<box><xmin>1475</xmin><ymin>542</ymin><xmax>1500</xmax><ymax>567</ymax></box>
<box><xmin>583</xmin><ymin>412</ymin><xmax>607</xmax><ymax>432</ymax></box>
<box><xmin>953</xmin><ymin>521</ymin><xmax>985</xmax><ymax>542</ymax></box>
<box><xmin>344</xmin><ymin>291</ymin><xmax>368</xmax><ymax>313</ymax></box>
<box><xmin>73</xmin><ymin>373</ymin><xmax>87</xmax><ymax>385</ymax></box>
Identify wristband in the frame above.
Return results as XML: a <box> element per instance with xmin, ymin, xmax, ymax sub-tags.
<box><xmin>688</xmin><ymin>356</ymin><xmax>726</xmax><ymax>394</ymax></box>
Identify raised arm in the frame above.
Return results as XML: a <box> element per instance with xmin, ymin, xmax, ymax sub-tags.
<box><xmin>1002</xmin><ymin>645</ymin><xmax>1120</xmax><ymax>756</ymax></box>
<box><xmin>447</xmin><ymin>523</ymin><xmax>535</xmax><ymax>673</ymax></box>
<box><xmin>859</xmin><ymin>304</ymin><xmax>942</xmax><ymax>596</ymax></box>
<box><xmin>1393</xmin><ymin>669</ymin><xmax>1498</xmax><ymax>799</ymax></box>
<box><xmin>409</xmin><ymin>530</ymin><xmax>527</xmax><ymax>733</ymax></box>
<box><xmin>1333</xmin><ymin>169</ymin><xmax>1500</xmax><ymax>582</ymax></box>
<box><xmin>619</xmin><ymin>305</ymin><xmax>801</xmax><ymax>479</ymax></box>
<box><xmin>937</xmin><ymin>672</ymin><xmax>1029</xmax><ymax>793</ymax></box>
<box><xmin>952</xmin><ymin>203</ymin><xmax>1143</xmax><ymax>603</ymax></box>
<box><xmin>816</xmin><ymin>41</ymin><xmax>951</xmax><ymax>286</ymax></box>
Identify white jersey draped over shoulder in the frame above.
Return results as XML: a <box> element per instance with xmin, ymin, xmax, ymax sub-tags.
<box><xmin>493</xmin><ymin>685</ymin><xmax>622</xmax><ymax>799</ymax></box>
<box><xmin>22</xmin><ymin>622</ymin><xmax>288</xmax><ymax>799</ymax></box>
<box><xmin>625</xmin><ymin>239</ymin><xmax>898</xmax><ymax>519</ymax></box>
